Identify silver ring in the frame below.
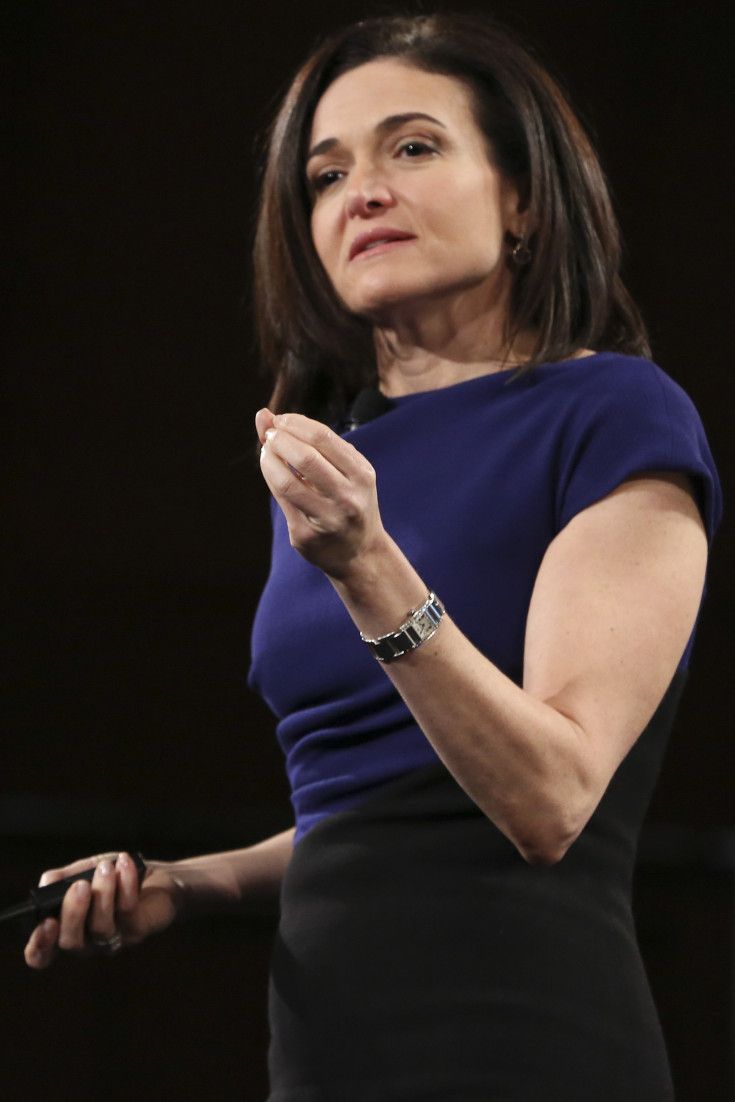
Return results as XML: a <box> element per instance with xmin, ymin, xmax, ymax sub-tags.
<box><xmin>91</xmin><ymin>930</ymin><xmax>123</xmax><ymax>955</ymax></box>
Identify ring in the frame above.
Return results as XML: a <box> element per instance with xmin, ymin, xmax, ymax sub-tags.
<box><xmin>287</xmin><ymin>462</ymin><xmax>305</xmax><ymax>482</ymax></box>
<box><xmin>91</xmin><ymin>930</ymin><xmax>123</xmax><ymax>955</ymax></box>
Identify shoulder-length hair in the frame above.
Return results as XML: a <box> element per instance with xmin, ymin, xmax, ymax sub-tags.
<box><xmin>253</xmin><ymin>11</ymin><xmax>650</xmax><ymax>421</ymax></box>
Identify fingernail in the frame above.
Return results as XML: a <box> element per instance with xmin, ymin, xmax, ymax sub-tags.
<box><xmin>265</xmin><ymin>428</ymin><xmax>276</xmax><ymax>441</ymax></box>
<box><xmin>98</xmin><ymin>860</ymin><xmax>113</xmax><ymax>876</ymax></box>
<box><xmin>117</xmin><ymin>852</ymin><xmax>129</xmax><ymax>870</ymax></box>
<box><xmin>75</xmin><ymin>880</ymin><xmax>90</xmax><ymax>896</ymax></box>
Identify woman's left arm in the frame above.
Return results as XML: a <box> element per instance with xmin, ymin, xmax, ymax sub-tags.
<box><xmin>257</xmin><ymin>410</ymin><xmax>708</xmax><ymax>864</ymax></box>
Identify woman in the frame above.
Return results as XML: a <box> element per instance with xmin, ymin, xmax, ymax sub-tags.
<box><xmin>25</xmin><ymin>13</ymin><xmax>721</xmax><ymax>1101</ymax></box>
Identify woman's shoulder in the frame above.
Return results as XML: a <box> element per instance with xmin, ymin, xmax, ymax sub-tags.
<box><xmin>548</xmin><ymin>350</ymin><xmax>722</xmax><ymax>543</ymax></box>
<box><xmin>545</xmin><ymin>348</ymin><xmax>674</xmax><ymax>387</ymax></box>
<box><xmin>539</xmin><ymin>349</ymin><xmax>701</xmax><ymax>419</ymax></box>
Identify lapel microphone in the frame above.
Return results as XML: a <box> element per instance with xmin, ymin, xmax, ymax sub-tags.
<box><xmin>343</xmin><ymin>387</ymin><xmax>395</xmax><ymax>432</ymax></box>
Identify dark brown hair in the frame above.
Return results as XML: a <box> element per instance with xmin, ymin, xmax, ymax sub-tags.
<box><xmin>253</xmin><ymin>11</ymin><xmax>650</xmax><ymax>420</ymax></box>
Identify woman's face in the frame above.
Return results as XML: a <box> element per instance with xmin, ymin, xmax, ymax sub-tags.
<box><xmin>306</xmin><ymin>59</ymin><xmax>525</xmax><ymax>324</ymax></box>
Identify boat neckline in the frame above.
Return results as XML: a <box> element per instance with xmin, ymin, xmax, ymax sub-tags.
<box><xmin>384</xmin><ymin>350</ymin><xmax>612</xmax><ymax>404</ymax></box>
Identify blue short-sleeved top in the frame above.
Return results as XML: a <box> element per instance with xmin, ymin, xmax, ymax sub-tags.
<box><xmin>248</xmin><ymin>353</ymin><xmax>722</xmax><ymax>841</ymax></box>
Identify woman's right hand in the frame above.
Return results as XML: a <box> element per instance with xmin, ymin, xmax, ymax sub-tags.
<box><xmin>23</xmin><ymin>852</ymin><xmax>182</xmax><ymax>970</ymax></box>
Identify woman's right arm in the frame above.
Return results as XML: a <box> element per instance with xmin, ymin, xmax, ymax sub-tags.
<box><xmin>24</xmin><ymin>826</ymin><xmax>295</xmax><ymax>970</ymax></box>
<box><xmin>166</xmin><ymin>826</ymin><xmax>296</xmax><ymax>915</ymax></box>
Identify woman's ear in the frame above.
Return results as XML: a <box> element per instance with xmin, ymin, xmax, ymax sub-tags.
<box><xmin>505</xmin><ymin>172</ymin><xmax>532</xmax><ymax>235</ymax></box>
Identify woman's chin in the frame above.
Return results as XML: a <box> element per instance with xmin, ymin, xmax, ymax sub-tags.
<box><xmin>342</xmin><ymin>271</ymin><xmax>503</xmax><ymax>329</ymax></box>
<box><xmin>347</xmin><ymin>287</ymin><xmax>437</xmax><ymax>326</ymax></box>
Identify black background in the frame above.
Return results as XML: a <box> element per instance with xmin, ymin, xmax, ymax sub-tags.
<box><xmin>3</xmin><ymin>2</ymin><xmax>733</xmax><ymax>1099</ymax></box>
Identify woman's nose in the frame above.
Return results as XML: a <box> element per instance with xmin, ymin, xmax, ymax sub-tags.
<box><xmin>345</xmin><ymin>165</ymin><xmax>395</xmax><ymax>218</ymax></box>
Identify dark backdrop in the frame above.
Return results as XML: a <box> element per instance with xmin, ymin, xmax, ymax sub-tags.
<box><xmin>3</xmin><ymin>2</ymin><xmax>733</xmax><ymax>1099</ymax></box>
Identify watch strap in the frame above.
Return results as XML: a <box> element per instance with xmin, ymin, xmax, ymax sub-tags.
<box><xmin>360</xmin><ymin>592</ymin><xmax>445</xmax><ymax>663</ymax></box>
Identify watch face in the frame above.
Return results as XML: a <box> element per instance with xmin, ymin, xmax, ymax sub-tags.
<box><xmin>369</xmin><ymin>595</ymin><xmax>444</xmax><ymax>662</ymax></box>
<box><xmin>413</xmin><ymin>616</ymin><xmax>435</xmax><ymax>642</ymax></box>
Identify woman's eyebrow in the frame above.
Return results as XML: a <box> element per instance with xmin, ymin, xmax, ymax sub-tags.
<box><xmin>306</xmin><ymin>112</ymin><xmax>446</xmax><ymax>164</ymax></box>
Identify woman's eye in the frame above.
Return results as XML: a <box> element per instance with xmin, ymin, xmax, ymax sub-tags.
<box><xmin>312</xmin><ymin>169</ymin><xmax>343</xmax><ymax>193</ymax></box>
<box><xmin>397</xmin><ymin>140</ymin><xmax>436</xmax><ymax>158</ymax></box>
<box><xmin>309</xmin><ymin>140</ymin><xmax>437</xmax><ymax>194</ymax></box>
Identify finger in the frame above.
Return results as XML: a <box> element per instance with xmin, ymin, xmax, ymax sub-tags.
<box><xmin>259</xmin><ymin>437</ymin><xmax>320</xmax><ymax>514</ymax></box>
<box><xmin>25</xmin><ymin>917</ymin><xmax>60</xmax><ymax>970</ymax></box>
<box><xmin>57</xmin><ymin>878</ymin><xmax>93</xmax><ymax>952</ymax></box>
<box><xmin>272</xmin><ymin>414</ymin><xmax>368</xmax><ymax>479</ymax></box>
<box><xmin>38</xmin><ymin>855</ymin><xmax>98</xmax><ymax>887</ymax></box>
<box><xmin>86</xmin><ymin>859</ymin><xmax>119</xmax><ymax>941</ymax></box>
<box><xmin>259</xmin><ymin>454</ymin><xmax>317</xmax><ymax>538</ymax></box>
<box><xmin>259</xmin><ymin>441</ymin><xmax>348</xmax><ymax>538</ymax></box>
<box><xmin>115</xmin><ymin>851</ymin><xmax>139</xmax><ymax>916</ymax></box>
<box><xmin>255</xmin><ymin>407</ymin><xmax>276</xmax><ymax>445</ymax></box>
<box><xmin>263</xmin><ymin>426</ymin><xmax>349</xmax><ymax>498</ymax></box>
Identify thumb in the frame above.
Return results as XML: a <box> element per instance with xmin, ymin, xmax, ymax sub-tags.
<box><xmin>255</xmin><ymin>407</ymin><xmax>277</xmax><ymax>445</ymax></box>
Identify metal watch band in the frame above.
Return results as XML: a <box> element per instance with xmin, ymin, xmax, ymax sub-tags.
<box><xmin>360</xmin><ymin>592</ymin><xmax>445</xmax><ymax>663</ymax></box>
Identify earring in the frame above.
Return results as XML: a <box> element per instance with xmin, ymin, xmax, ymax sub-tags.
<box><xmin>510</xmin><ymin>235</ymin><xmax>532</xmax><ymax>267</ymax></box>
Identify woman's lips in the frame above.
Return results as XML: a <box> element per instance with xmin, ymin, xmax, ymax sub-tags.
<box><xmin>348</xmin><ymin>227</ymin><xmax>417</xmax><ymax>261</ymax></box>
<box><xmin>350</xmin><ymin>237</ymin><xmax>416</xmax><ymax>262</ymax></box>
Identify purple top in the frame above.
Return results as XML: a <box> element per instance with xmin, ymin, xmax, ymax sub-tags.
<box><xmin>248</xmin><ymin>353</ymin><xmax>722</xmax><ymax>841</ymax></box>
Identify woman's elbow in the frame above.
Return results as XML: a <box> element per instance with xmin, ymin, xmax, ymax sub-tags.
<box><xmin>477</xmin><ymin>748</ymin><xmax>600</xmax><ymax>865</ymax></box>
<box><xmin>516</xmin><ymin>833</ymin><xmax>576</xmax><ymax>866</ymax></box>
<box><xmin>510</xmin><ymin>794</ymin><xmax>591</xmax><ymax>866</ymax></box>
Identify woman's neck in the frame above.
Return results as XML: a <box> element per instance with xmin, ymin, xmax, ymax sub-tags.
<box><xmin>374</xmin><ymin>326</ymin><xmax>537</xmax><ymax>398</ymax></box>
<box><xmin>372</xmin><ymin>287</ymin><xmax>536</xmax><ymax>398</ymax></box>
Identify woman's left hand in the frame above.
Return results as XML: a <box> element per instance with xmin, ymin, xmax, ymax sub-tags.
<box><xmin>256</xmin><ymin>408</ymin><xmax>387</xmax><ymax>579</ymax></box>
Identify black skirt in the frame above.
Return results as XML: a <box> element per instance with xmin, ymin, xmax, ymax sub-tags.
<box><xmin>267</xmin><ymin>676</ymin><xmax>684</xmax><ymax>1102</ymax></box>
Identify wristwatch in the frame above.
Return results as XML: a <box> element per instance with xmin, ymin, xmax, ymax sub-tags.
<box><xmin>360</xmin><ymin>592</ymin><xmax>445</xmax><ymax>663</ymax></box>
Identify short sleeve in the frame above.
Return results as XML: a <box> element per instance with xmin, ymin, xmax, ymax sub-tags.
<box><xmin>556</xmin><ymin>358</ymin><xmax>722</xmax><ymax>544</ymax></box>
